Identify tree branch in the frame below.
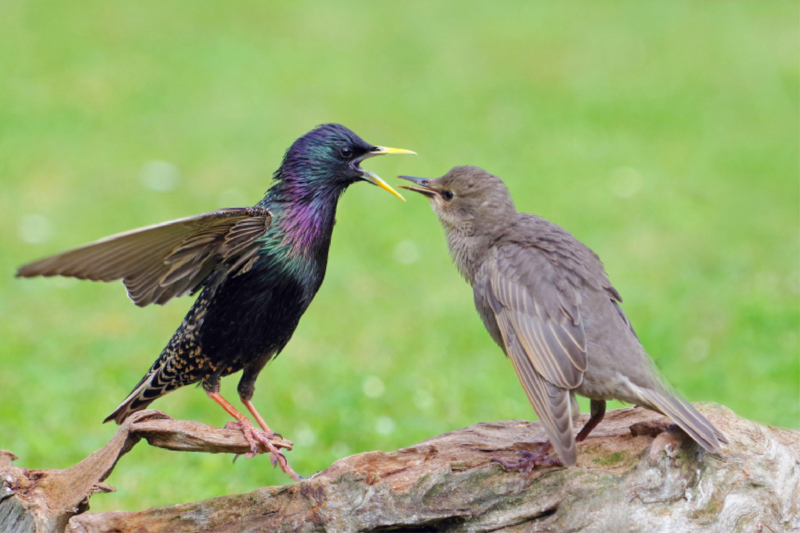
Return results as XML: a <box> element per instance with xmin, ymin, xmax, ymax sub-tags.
<box><xmin>0</xmin><ymin>410</ymin><xmax>292</xmax><ymax>533</ymax></box>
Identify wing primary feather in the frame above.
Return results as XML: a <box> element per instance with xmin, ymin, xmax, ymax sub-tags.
<box><xmin>495</xmin><ymin>312</ymin><xmax>577</xmax><ymax>466</ymax></box>
<box><xmin>16</xmin><ymin>207</ymin><xmax>271</xmax><ymax>307</ymax></box>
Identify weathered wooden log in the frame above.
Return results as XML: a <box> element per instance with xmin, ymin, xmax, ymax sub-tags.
<box><xmin>2</xmin><ymin>404</ymin><xmax>798</xmax><ymax>533</ymax></box>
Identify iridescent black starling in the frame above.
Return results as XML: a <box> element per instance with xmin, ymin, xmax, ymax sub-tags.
<box><xmin>399</xmin><ymin>166</ymin><xmax>726</xmax><ymax>470</ymax></box>
<box><xmin>17</xmin><ymin>124</ymin><xmax>414</xmax><ymax>480</ymax></box>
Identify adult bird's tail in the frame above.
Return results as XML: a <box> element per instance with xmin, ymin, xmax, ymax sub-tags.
<box><xmin>640</xmin><ymin>387</ymin><xmax>728</xmax><ymax>453</ymax></box>
<box><xmin>104</xmin><ymin>364</ymin><xmax>170</xmax><ymax>424</ymax></box>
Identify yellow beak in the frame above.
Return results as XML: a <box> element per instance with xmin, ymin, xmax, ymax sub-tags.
<box><xmin>361</xmin><ymin>170</ymin><xmax>407</xmax><ymax>201</ymax></box>
<box><xmin>359</xmin><ymin>146</ymin><xmax>417</xmax><ymax>201</ymax></box>
<box><xmin>372</xmin><ymin>146</ymin><xmax>417</xmax><ymax>156</ymax></box>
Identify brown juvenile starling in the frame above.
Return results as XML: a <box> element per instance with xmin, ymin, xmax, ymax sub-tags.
<box><xmin>399</xmin><ymin>166</ymin><xmax>727</xmax><ymax>470</ymax></box>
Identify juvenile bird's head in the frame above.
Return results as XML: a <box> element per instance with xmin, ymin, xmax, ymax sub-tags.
<box><xmin>398</xmin><ymin>166</ymin><xmax>517</xmax><ymax>281</ymax></box>
<box><xmin>398</xmin><ymin>166</ymin><xmax>516</xmax><ymax>236</ymax></box>
<box><xmin>273</xmin><ymin>124</ymin><xmax>412</xmax><ymax>202</ymax></box>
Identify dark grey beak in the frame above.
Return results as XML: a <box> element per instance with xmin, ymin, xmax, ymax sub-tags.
<box><xmin>397</xmin><ymin>176</ymin><xmax>437</xmax><ymax>198</ymax></box>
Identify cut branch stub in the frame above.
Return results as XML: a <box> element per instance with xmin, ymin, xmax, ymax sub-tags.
<box><xmin>0</xmin><ymin>410</ymin><xmax>293</xmax><ymax>533</ymax></box>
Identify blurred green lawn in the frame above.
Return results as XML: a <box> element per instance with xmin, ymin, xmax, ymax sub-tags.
<box><xmin>1</xmin><ymin>0</ymin><xmax>797</xmax><ymax>512</ymax></box>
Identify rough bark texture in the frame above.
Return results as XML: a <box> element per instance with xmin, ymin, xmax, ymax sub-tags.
<box><xmin>2</xmin><ymin>404</ymin><xmax>798</xmax><ymax>533</ymax></box>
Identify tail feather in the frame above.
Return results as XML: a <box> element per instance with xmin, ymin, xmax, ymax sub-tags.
<box><xmin>641</xmin><ymin>388</ymin><xmax>727</xmax><ymax>452</ymax></box>
<box><xmin>104</xmin><ymin>367</ymin><xmax>169</xmax><ymax>424</ymax></box>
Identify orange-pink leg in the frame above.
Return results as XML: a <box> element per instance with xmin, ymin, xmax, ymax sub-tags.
<box><xmin>207</xmin><ymin>391</ymin><xmax>300</xmax><ymax>481</ymax></box>
<box><xmin>243</xmin><ymin>399</ymin><xmax>277</xmax><ymax>436</ymax></box>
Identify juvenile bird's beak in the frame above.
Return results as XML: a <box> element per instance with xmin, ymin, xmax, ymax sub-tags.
<box><xmin>397</xmin><ymin>176</ymin><xmax>438</xmax><ymax>199</ymax></box>
<box><xmin>357</xmin><ymin>146</ymin><xmax>417</xmax><ymax>202</ymax></box>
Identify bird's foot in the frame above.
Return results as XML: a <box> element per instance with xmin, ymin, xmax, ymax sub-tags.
<box><xmin>225</xmin><ymin>419</ymin><xmax>302</xmax><ymax>482</ymax></box>
<box><xmin>492</xmin><ymin>445</ymin><xmax>564</xmax><ymax>476</ymax></box>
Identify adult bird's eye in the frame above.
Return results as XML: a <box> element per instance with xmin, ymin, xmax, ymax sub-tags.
<box><xmin>442</xmin><ymin>190</ymin><xmax>454</xmax><ymax>201</ymax></box>
<box><xmin>340</xmin><ymin>147</ymin><xmax>353</xmax><ymax>158</ymax></box>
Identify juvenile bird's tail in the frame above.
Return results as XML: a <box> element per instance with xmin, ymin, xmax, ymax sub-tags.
<box><xmin>640</xmin><ymin>387</ymin><xmax>728</xmax><ymax>453</ymax></box>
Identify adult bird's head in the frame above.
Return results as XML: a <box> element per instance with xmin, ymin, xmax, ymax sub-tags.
<box><xmin>399</xmin><ymin>166</ymin><xmax>516</xmax><ymax>235</ymax></box>
<box><xmin>275</xmin><ymin>124</ymin><xmax>413</xmax><ymax>202</ymax></box>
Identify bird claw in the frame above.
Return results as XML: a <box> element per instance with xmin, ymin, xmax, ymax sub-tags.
<box><xmin>492</xmin><ymin>447</ymin><xmax>564</xmax><ymax>476</ymax></box>
<box><xmin>225</xmin><ymin>419</ymin><xmax>302</xmax><ymax>481</ymax></box>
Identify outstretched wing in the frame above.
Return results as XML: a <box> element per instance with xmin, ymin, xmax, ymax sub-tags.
<box><xmin>17</xmin><ymin>207</ymin><xmax>272</xmax><ymax>307</ymax></box>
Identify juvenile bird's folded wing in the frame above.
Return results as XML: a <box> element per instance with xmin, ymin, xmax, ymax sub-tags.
<box><xmin>16</xmin><ymin>207</ymin><xmax>272</xmax><ymax>307</ymax></box>
<box><xmin>494</xmin><ymin>309</ymin><xmax>577</xmax><ymax>465</ymax></box>
<box><xmin>487</xmin><ymin>245</ymin><xmax>587</xmax><ymax>390</ymax></box>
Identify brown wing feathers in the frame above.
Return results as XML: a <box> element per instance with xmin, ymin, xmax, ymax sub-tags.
<box><xmin>495</xmin><ymin>310</ymin><xmax>578</xmax><ymax>465</ymax></box>
<box><xmin>486</xmin><ymin>245</ymin><xmax>592</xmax><ymax>465</ymax></box>
<box><xmin>16</xmin><ymin>207</ymin><xmax>272</xmax><ymax>307</ymax></box>
<box><xmin>489</xmin><ymin>246</ymin><xmax>588</xmax><ymax>389</ymax></box>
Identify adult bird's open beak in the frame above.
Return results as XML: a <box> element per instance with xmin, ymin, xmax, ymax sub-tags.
<box><xmin>397</xmin><ymin>176</ymin><xmax>438</xmax><ymax>198</ymax></box>
<box><xmin>358</xmin><ymin>146</ymin><xmax>417</xmax><ymax>201</ymax></box>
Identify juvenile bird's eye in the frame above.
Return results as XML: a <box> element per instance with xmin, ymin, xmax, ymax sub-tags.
<box><xmin>340</xmin><ymin>147</ymin><xmax>353</xmax><ymax>158</ymax></box>
<box><xmin>442</xmin><ymin>190</ymin><xmax>454</xmax><ymax>201</ymax></box>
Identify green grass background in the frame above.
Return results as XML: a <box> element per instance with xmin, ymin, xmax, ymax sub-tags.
<box><xmin>1</xmin><ymin>0</ymin><xmax>797</xmax><ymax>512</ymax></box>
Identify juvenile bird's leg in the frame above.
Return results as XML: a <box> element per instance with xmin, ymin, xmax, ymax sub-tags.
<box><xmin>575</xmin><ymin>399</ymin><xmax>606</xmax><ymax>442</ymax></box>
<box><xmin>206</xmin><ymin>390</ymin><xmax>301</xmax><ymax>481</ymax></box>
<box><xmin>492</xmin><ymin>441</ymin><xmax>564</xmax><ymax>475</ymax></box>
<box><xmin>494</xmin><ymin>401</ymin><xmax>608</xmax><ymax>475</ymax></box>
